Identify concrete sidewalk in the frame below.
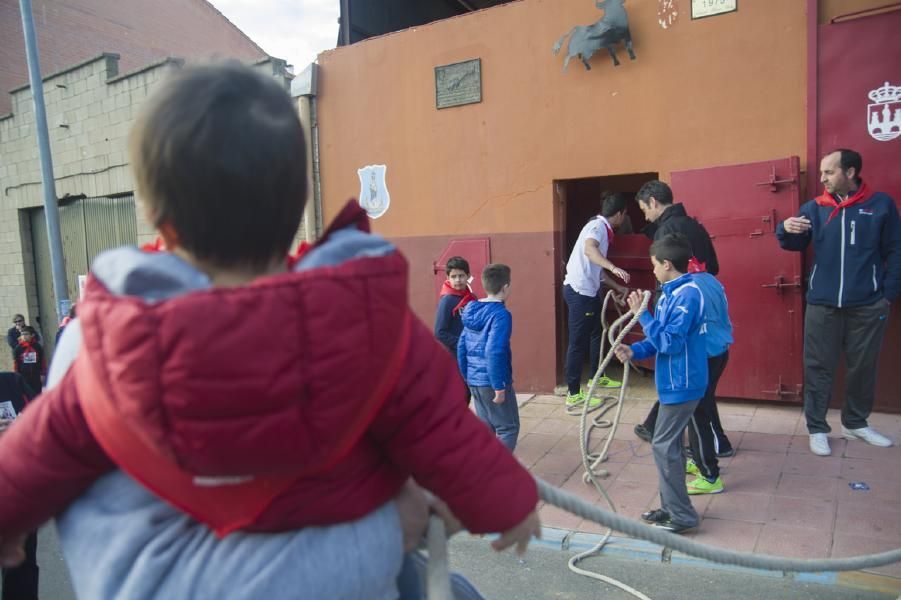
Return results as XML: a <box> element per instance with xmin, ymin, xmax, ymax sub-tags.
<box><xmin>514</xmin><ymin>370</ymin><xmax>901</xmax><ymax>593</ymax></box>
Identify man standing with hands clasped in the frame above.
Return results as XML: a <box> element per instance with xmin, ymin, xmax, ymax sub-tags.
<box><xmin>777</xmin><ymin>148</ymin><xmax>900</xmax><ymax>457</ymax></box>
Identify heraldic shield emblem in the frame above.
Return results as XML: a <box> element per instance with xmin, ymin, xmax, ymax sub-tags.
<box><xmin>867</xmin><ymin>81</ymin><xmax>901</xmax><ymax>142</ymax></box>
<box><xmin>357</xmin><ymin>164</ymin><xmax>391</xmax><ymax>219</ymax></box>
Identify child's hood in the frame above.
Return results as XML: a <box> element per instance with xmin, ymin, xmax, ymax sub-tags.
<box><xmin>68</xmin><ymin>217</ymin><xmax>409</xmax><ymax>478</ymax></box>
<box><xmin>460</xmin><ymin>300</ymin><xmax>506</xmax><ymax>332</ymax></box>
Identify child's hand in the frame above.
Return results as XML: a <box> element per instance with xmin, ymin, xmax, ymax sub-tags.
<box><xmin>394</xmin><ymin>479</ymin><xmax>429</xmax><ymax>553</ymax></box>
<box><xmin>491</xmin><ymin>510</ymin><xmax>541</xmax><ymax>555</ymax></box>
<box><xmin>614</xmin><ymin>344</ymin><xmax>633</xmax><ymax>363</ymax></box>
<box><xmin>626</xmin><ymin>291</ymin><xmax>643</xmax><ymax>314</ymax></box>
<box><xmin>428</xmin><ymin>497</ymin><xmax>464</xmax><ymax>538</ymax></box>
<box><xmin>493</xmin><ymin>389</ymin><xmax>506</xmax><ymax>404</ymax></box>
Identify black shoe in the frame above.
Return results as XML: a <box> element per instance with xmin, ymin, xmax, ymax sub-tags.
<box><xmin>634</xmin><ymin>424</ymin><xmax>653</xmax><ymax>443</ymax></box>
<box><xmin>640</xmin><ymin>508</ymin><xmax>670</xmax><ymax>524</ymax></box>
<box><xmin>716</xmin><ymin>447</ymin><xmax>735</xmax><ymax>458</ymax></box>
<box><xmin>654</xmin><ymin>519</ymin><xmax>696</xmax><ymax>534</ymax></box>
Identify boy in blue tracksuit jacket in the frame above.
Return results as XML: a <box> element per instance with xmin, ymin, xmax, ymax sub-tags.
<box><xmin>684</xmin><ymin>271</ymin><xmax>734</xmax><ymax>496</ymax></box>
<box><xmin>615</xmin><ymin>234</ymin><xmax>707</xmax><ymax>533</ymax></box>
<box><xmin>776</xmin><ymin>149</ymin><xmax>899</xmax><ymax>456</ymax></box>
<box><xmin>458</xmin><ymin>264</ymin><xmax>519</xmax><ymax>451</ymax></box>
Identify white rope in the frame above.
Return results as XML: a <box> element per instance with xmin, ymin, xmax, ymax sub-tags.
<box><xmin>540</xmin><ymin>477</ymin><xmax>901</xmax><ymax>572</ymax></box>
<box><xmin>565</xmin><ymin>290</ymin><xmax>653</xmax><ymax>600</ymax></box>
<box><xmin>426</xmin><ymin>515</ymin><xmax>454</xmax><ymax>600</ymax></box>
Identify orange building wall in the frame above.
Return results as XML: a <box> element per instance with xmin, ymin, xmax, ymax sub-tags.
<box><xmin>316</xmin><ymin>0</ymin><xmax>809</xmax><ymax>391</ymax></box>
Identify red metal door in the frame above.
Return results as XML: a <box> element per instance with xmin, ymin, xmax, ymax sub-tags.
<box><xmin>815</xmin><ymin>9</ymin><xmax>901</xmax><ymax>413</ymax></box>
<box><xmin>432</xmin><ymin>238</ymin><xmax>491</xmax><ymax>299</ymax></box>
<box><xmin>671</xmin><ymin>157</ymin><xmax>804</xmax><ymax>402</ymax></box>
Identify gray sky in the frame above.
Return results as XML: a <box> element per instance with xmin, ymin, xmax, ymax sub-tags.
<box><xmin>209</xmin><ymin>0</ymin><xmax>339</xmax><ymax>71</ymax></box>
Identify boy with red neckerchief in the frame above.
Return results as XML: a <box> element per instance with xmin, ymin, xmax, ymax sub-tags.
<box><xmin>778</xmin><ymin>148</ymin><xmax>900</xmax><ymax>457</ymax></box>
<box><xmin>434</xmin><ymin>256</ymin><xmax>477</xmax><ymax>356</ymax></box>
<box><xmin>435</xmin><ymin>256</ymin><xmax>478</xmax><ymax>405</ymax></box>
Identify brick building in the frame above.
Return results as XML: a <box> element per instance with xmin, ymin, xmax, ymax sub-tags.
<box><xmin>0</xmin><ymin>0</ymin><xmax>267</xmax><ymax>115</ymax></box>
<box><xmin>0</xmin><ymin>1</ymin><xmax>299</xmax><ymax>349</ymax></box>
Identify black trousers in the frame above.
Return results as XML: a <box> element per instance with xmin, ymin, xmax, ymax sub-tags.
<box><xmin>686</xmin><ymin>352</ymin><xmax>729</xmax><ymax>480</ymax></box>
<box><xmin>642</xmin><ymin>353</ymin><xmax>733</xmax><ymax>455</ymax></box>
<box><xmin>563</xmin><ymin>285</ymin><xmax>602</xmax><ymax>395</ymax></box>
<box><xmin>1</xmin><ymin>531</ymin><xmax>38</xmax><ymax>600</ymax></box>
<box><xmin>803</xmin><ymin>299</ymin><xmax>890</xmax><ymax>434</ymax></box>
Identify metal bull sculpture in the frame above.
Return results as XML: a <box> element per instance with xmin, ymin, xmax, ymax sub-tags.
<box><xmin>553</xmin><ymin>0</ymin><xmax>636</xmax><ymax>72</ymax></box>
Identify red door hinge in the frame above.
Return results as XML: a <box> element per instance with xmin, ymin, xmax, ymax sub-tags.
<box><xmin>754</xmin><ymin>166</ymin><xmax>798</xmax><ymax>192</ymax></box>
<box><xmin>761</xmin><ymin>376</ymin><xmax>803</xmax><ymax>399</ymax></box>
<box><xmin>761</xmin><ymin>275</ymin><xmax>802</xmax><ymax>294</ymax></box>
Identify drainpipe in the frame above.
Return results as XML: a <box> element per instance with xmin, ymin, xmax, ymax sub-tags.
<box><xmin>292</xmin><ymin>63</ymin><xmax>322</xmax><ymax>240</ymax></box>
<box><xmin>19</xmin><ymin>0</ymin><xmax>70</xmax><ymax>324</ymax></box>
<box><xmin>805</xmin><ymin>0</ymin><xmax>818</xmax><ymax>199</ymax></box>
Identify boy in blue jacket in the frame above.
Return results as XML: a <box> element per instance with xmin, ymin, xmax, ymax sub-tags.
<box><xmin>615</xmin><ymin>234</ymin><xmax>708</xmax><ymax>533</ymax></box>
<box><xmin>458</xmin><ymin>264</ymin><xmax>519</xmax><ymax>451</ymax></box>
<box><xmin>684</xmin><ymin>271</ymin><xmax>734</xmax><ymax>495</ymax></box>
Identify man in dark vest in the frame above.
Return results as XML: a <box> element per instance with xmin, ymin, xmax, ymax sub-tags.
<box><xmin>631</xmin><ymin>181</ymin><xmax>734</xmax><ymax>457</ymax></box>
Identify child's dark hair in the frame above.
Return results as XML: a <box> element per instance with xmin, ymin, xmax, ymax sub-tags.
<box><xmin>601</xmin><ymin>192</ymin><xmax>628</xmax><ymax>217</ymax></box>
<box><xmin>482</xmin><ymin>263</ymin><xmax>511</xmax><ymax>295</ymax></box>
<box><xmin>649</xmin><ymin>234</ymin><xmax>692</xmax><ymax>273</ymax></box>
<box><xmin>130</xmin><ymin>60</ymin><xmax>307</xmax><ymax>270</ymax></box>
<box><xmin>445</xmin><ymin>256</ymin><xmax>470</xmax><ymax>276</ymax></box>
<box><xmin>20</xmin><ymin>326</ymin><xmax>37</xmax><ymax>336</ymax></box>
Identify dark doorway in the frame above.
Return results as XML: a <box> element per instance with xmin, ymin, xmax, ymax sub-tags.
<box><xmin>553</xmin><ymin>172</ymin><xmax>658</xmax><ymax>387</ymax></box>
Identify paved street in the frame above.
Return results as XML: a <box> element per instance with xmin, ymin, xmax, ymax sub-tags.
<box><xmin>448</xmin><ymin>534</ymin><xmax>893</xmax><ymax>599</ymax></box>
<box><xmin>8</xmin><ymin>522</ymin><xmax>894</xmax><ymax>599</ymax></box>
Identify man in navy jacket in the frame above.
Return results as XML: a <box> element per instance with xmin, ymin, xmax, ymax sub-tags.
<box><xmin>777</xmin><ymin>148</ymin><xmax>900</xmax><ymax>457</ymax></box>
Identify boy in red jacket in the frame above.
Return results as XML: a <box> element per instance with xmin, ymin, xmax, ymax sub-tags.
<box><xmin>0</xmin><ymin>61</ymin><xmax>539</xmax><ymax>584</ymax></box>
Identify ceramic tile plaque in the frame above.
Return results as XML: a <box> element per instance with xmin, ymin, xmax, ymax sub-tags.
<box><xmin>691</xmin><ymin>0</ymin><xmax>737</xmax><ymax>19</ymax></box>
<box><xmin>435</xmin><ymin>59</ymin><xmax>481</xmax><ymax>109</ymax></box>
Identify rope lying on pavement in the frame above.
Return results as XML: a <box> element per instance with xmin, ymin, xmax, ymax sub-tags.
<box><xmin>538</xmin><ymin>476</ymin><xmax>901</xmax><ymax>572</ymax></box>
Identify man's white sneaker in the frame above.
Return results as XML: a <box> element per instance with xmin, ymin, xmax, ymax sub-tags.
<box><xmin>842</xmin><ymin>426</ymin><xmax>893</xmax><ymax>447</ymax></box>
<box><xmin>809</xmin><ymin>433</ymin><xmax>831</xmax><ymax>456</ymax></box>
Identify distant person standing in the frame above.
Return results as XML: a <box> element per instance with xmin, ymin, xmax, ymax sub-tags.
<box><xmin>562</xmin><ymin>192</ymin><xmax>631</xmax><ymax>407</ymax></box>
<box><xmin>435</xmin><ymin>257</ymin><xmax>477</xmax><ymax>405</ymax></box>
<box><xmin>55</xmin><ymin>304</ymin><xmax>77</xmax><ymax>348</ymax></box>
<box><xmin>458</xmin><ymin>264</ymin><xmax>520</xmax><ymax>450</ymax></box>
<box><xmin>777</xmin><ymin>148</ymin><xmax>900</xmax><ymax>456</ymax></box>
<box><xmin>12</xmin><ymin>326</ymin><xmax>45</xmax><ymax>394</ymax></box>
